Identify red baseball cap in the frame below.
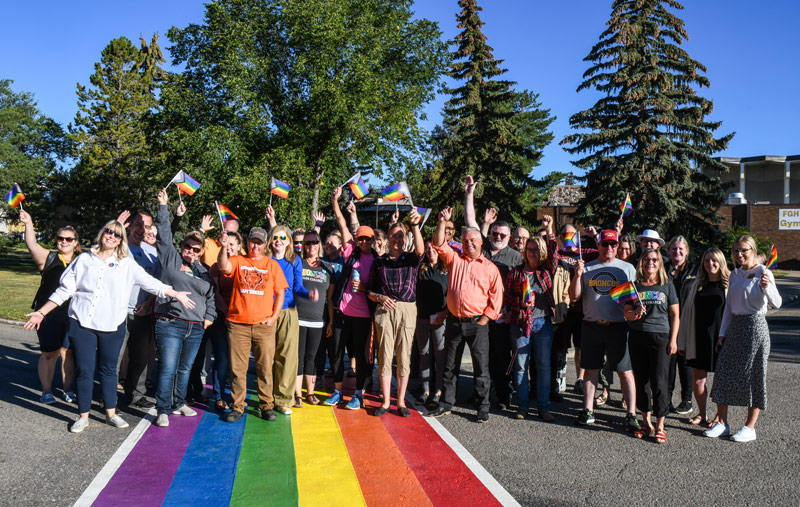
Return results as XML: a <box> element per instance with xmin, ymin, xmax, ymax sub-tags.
<box><xmin>599</xmin><ymin>230</ymin><xmax>618</xmax><ymax>244</ymax></box>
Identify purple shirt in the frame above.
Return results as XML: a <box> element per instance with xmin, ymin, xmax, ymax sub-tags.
<box><xmin>373</xmin><ymin>252</ymin><xmax>425</xmax><ymax>303</ymax></box>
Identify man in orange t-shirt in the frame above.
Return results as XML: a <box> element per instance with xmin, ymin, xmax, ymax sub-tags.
<box><xmin>218</xmin><ymin>227</ymin><xmax>288</xmax><ymax>422</ymax></box>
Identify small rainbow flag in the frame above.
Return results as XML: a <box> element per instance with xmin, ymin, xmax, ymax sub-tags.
<box><xmin>345</xmin><ymin>172</ymin><xmax>369</xmax><ymax>199</ymax></box>
<box><xmin>522</xmin><ymin>278</ymin><xmax>533</xmax><ymax>306</ymax></box>
<box><xmin>562</xmin><ymin>231</ymin><xmax>578</xmax><ymax>248</ymax></box>
<box><xmin>170</xmin><ymin>170</ymin><xmax>201</xmax><ymax>196</ymax></box>
<box><xmin>766</xmin><ymin>244</ymin><xmax>778</xmax><ymax>270</ymax></box>
<box><xmin>415</xmin><ymin>207</ymin><xmax>432</xmax><ymax>227</ymax></box>
<box><xmin>620</xmin><ymin>193</ymin><xmax>633</xmax><ymax>217</ymax></box>
<box><xmin>449</xmin><ymin>239</ymin><xmax>463</xmax><ymax>253</ymax></box>
<box><xmin>382</xmin><ymin>182</ymin><xmax>410</xmax><ymax>202</ymax></box>
<box><xmin>270</xmin><ymin>177</ymin><xmax>291</xmax><ymax>199</ymax></box>
<box><xmin>5</xmin><ymin>183</ymin><xmax>25</xmax><ymax>208</ymax></box>
<box><xmin>609</xmin><ymin>281</ymin><xmax>638</xmax><ymax>304</ymax></box>
<box><xmin>217</xmin><ymin>203</ymin><xmax>238</xmax><ymax>221</ymax></box>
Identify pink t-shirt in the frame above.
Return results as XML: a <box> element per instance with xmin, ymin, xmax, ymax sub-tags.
<box><xmin>339</xmin><ymin>241</ymin><xmax>374</xmax><ymax>318</ymax></box>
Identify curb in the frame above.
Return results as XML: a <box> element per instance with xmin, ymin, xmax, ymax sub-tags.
<box><xmin>0</xmin><ymin>318</ymin><xmax>25</xmax><ymax>327</ymax></box>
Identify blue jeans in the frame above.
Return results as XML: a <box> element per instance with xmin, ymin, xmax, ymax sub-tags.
<box><xmin>154</xmin><ymin>318</ymin><xmax>204</xmax><ymax>415</ymax></box>
<box><xmin>207</xmin><ymin>314</ymin><xmax>231</xmax><ymax>402</ymax></box>
<box><xmin>511</xmin><ymin>318</ymin><xmax>554</xmax><ymax>411</ymax></box>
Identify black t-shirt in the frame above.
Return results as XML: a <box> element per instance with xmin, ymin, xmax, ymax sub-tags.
<box><xmin>628</xmin><ymin>281</ymin><xmax>678</xmax><ymax>333</ymax></box>
<box><xmin>416</xmin><ymin>265</ymin><xmax>448</xmax><ymax>318</ymax></box>
<box><xmin>33</xmin><ymin>252</ymin><xmax>70</xmax><ymax>312</ymax></box>
<box><xmin>296</xmin><ymin>259</ymin><xmax>333</xmax><ymax>324</ymax></box>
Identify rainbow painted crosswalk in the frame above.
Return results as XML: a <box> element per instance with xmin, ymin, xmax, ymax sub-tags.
<box><xmin>80</xmin><ymin>391</ymin><xmax>512</xmax><ymax>506</ymax></box>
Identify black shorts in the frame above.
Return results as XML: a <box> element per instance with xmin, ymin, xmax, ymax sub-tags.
<box><xmin>36</xmin><ymin>310</ymin><xmax>70</xmax><ymax>352</ymax></box>
<box><xmin>563</xmin><ymin>311</ymin><xmax>583</xmax><ymax>348</ymax></box>
<box><xmin>579</xmin><ymin>321</ymin><xmax>631</xmax><ymax>372</ymax></box>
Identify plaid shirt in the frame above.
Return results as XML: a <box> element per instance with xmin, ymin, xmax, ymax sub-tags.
<box><xmin>504</xmin><ymin>235</ymin><xmax>560</xmax><ymax>336</ymax></box>
<box><xmin>371</xmin><ymin>252</ymin><xmax>425</xmax><ymax>302</ymax></box>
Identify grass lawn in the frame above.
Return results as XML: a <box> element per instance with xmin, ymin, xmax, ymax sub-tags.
<box><xmin>0</xmin><ymin>249</ymin><xmax>39</xmax><ymax>322</ymax></box>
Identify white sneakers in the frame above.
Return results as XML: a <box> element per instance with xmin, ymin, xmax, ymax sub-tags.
<box><xmin>731</xmin><ymin>426</ymin><xmax>757</xmax><ymax>442</ymax></box>
<box><xmin>172</xmin><ymin>405</ymin><xmax>197</xmax><ymax>417</ymax></box>
<box><xmin>155</xmin><ymin>414</ymin><xmax>170</xmax><ymax>427</ymax></box>
<box><xmin>70</xmin><ymin>417</ymin><xmax>89</xmax><ymax>433</ymax></box>
<box><xmin>704</xmin><ymin>422</ymin><xmax>756</xmax><ymax>442</ymax></box>
<box><xmin>106</xmin><ymin>414</ymin><xmax>130</xmax><ymax>429</ymax></box>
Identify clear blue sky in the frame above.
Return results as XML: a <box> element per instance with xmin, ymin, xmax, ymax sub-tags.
<box><xmin>2</xmin><ymin>1</ymin><xmax>797</xmax><ymax>180</ymax></box>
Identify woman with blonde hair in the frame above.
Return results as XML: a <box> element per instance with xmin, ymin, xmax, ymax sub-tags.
<box><xmin>19</xmin><ymin>209</ymin><xmax>81</xmax><ymax>404</ymax></box>
<box><xmin>625</xmin><ymin>248</ymin><xmax>679</xmax><ymax>443</ymax></box>
<box><xmin>24</xmin><ymin>219</ymin><xmax>195</xmax><ymax>433</ymax></box>
<box><xmin>267</xmin><ymin>224</ymin><xmax>318</xmax><ymax>415</ymax></box>
<box><xmin>705</xmin><ymin>236</ymin><xmax>781</xmax><ymax>442</ymax></box>
<box><xmin>678</xmin><ymin>248</ymin><xmax>729</xmax><ymax>427</ymax></box>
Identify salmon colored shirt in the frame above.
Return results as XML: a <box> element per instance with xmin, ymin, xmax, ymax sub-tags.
<box><xmin>434</xmin><ymin>241</ymin><xmax>503</xmax><ymax>320</ymax></box>
<box><xmin>224</xmin><ymin>255</ymin><xmax>289</xmax><ymax>325</ymax></box>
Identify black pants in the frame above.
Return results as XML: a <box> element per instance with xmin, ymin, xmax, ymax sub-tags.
<box><xmin>488</xmin><ymin>321</ymin><xmax>511</xmax><ymax>404</ymax></box>
<box><xmin>298</xmin><ymin>325</ymin><xmax>324</xmax><ymax>376</ymax></box>
<box><xmin>440</xmin><ymin>318</ymin><xmax>490</xmax><ymax>412</ymax></box>
<box><xmin>123</xmin><ymin>314</ymin><xmax>153</xmax><ymax>403</ymax></box>
<box><xmin>668</xmin><ymin>351</ymin><xmax>692</xmax><ymax>404</ymax></box>
<box><xmin>629</xmin><ymin>329</ymin><xmax>670</xmax><ymax>418</ymax></box>
<box><xmin>187</xmin><ymin>330</ymin><xmax>210</xmax><ymax>400</ymax></box>
<box><xmin>330</xmin><ymin>314</ymin><xmax>372</xmax><ymax>389</ymax></box>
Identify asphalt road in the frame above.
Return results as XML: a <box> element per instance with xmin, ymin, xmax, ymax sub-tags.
<box><xmin>1</xmin><ymin>300</ymin><xmax>799</xmax><ymax>506</ymax></box>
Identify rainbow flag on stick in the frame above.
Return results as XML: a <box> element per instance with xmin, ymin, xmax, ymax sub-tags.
<box><xmin>5</xmin><ymin>183</ymin><xmax>25</xmax><ymax>209</ymax></box>
<box><xmin>609</xmin><ymin>281</ymin><xmax>639</xmax><ymax>304</ymax></box>
<box><xmin>382</xmin><ymin>182</ymin><xmax>411</xmax><ymax>202</ymax></box>
<box><xmin>620</xmin><ymin>193</ymin><xmax>633</xmax><ymax>218</ymax></box>
<box><xmin>522</xmin><ymin>278</ymin><xmax>534</xmax><ymax>306</ymax></box>
<box><xmin>562</xmin><ymin>231</ymin><xmax>578</xmax><ymax>249</ymax></box>
<box><xmin>766</xmin><ymin>245</ymin><xmax>778</xmax><ymax>270</ymax></box>
<box><xmin>169</xmin><ymin>170</ymin><xmax>201</xmax><ymax>196</ymax></box>
<box><xmin>270</xmin><ymin>177</ymin><xmax>291</xmax><ymax>199</ymax></box>
<box><xmin>216</xmin><ymin>203</ymin><xmax>238</xmax><ymax>222</ymax></box>
<box><xmin>415</xmin><ymin>207</ymin><xmax>432</xmax><ymax>228</ymax></box>
<box><xmin>342</xmin><ymin>172</ymin><xmax>369</xmax><ymax>199</ymax></box>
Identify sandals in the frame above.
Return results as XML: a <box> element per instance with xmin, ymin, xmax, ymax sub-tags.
<box><xmin>634</xmin><ymin>422</ymin><xmax>655</xmax><ymax>439</ymax></box>
<box><xmin>655</xmin><ymin>429</ymin><xmax>667</xmax><ymax>444</ymax></box>
<box><xmin>293</xmin><ymin>396</ymin><xmax>303</xmax><ymax>408</ymax></box>
<box><xmin>688</xmin><ymin>415</ymin><xmax>709</xmax><ymax>426</ymax></box>
<box><xmin>307</xmin><ymin>394</ymin><xmax>320</xmax><ymax>405</ymax></box>
<box><xmin>214</xmin><ymin>399</ymin><xmax>230</xmax><ymax>412</ymax></box>
<box><xmin>595</xmin><ymin>391</ymin><xmax>608</xmax><ymax>406</ymax></box>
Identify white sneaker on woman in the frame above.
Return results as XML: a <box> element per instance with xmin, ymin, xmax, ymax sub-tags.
<box><xmin>155</xmin><ymin>414</ymin><xmax>170</xmax><ymax>427</ymax></box>
<box><xmin>704</xmin><ymin>422</ymin><xmax>730</xmax><ymax>438</ymax></box>
<box><xmin>106</xmin><ymin>414</ymin><xmax>129</xmax><ymax>429</ymax></box>
<box><xmin>730</xmin><ymin>426</ymin><xmax>756</xmax><ymax>442</ymax></box>
<box><xmin>70</xmin><ymin>417</ymin><xmax>89</xmax><ymax>433</ymax></box>
<box><xmin>172</xmin><ymin>405</ymin><xmax>197</xmax><ymax>417</ymax></box>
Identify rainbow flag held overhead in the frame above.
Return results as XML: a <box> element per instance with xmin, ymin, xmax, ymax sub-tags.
<box><xmin>766</xmin><ymin>244</ymin><xmax>778</xmax><ymax>270</ymax></box>
<box><xmin>170</xmin><ymin>170</ymin><xmax>201</xmax><ymax>196</ymax></box>
<box><xmin>449</xmin><ymin>239</ymin><xmax>463</xmax><ymax>254</ymax></box>
<box><xmin>562</xmin><ymin>231</ymin><xmax>578</xmax><ymax>249</ymax></box>
<box><xmin>415</xmin><ymin>207</ymin><xmax>432</xmax><ymax>228</ymax></box>
<box><xmin>169</xmin><ymin>170</ymin><xmax>185</xmax><ymax>185</ymax></box>
<box><xmin>271</xmin><ymin>177</ymin><xmax>291</xmax><ymax>199</ymax></box>
<box><xmin>609</xmin><ymin>281</ymin><xmax>638</xmax><ymax>304</ymax></box>
<box><xmin>5</xmin><ymin>183</ymin><xmax>25</xmax><ymax>208</ymax></box>
<box><xmin>522</xmin><ymin>278</ymin><xmax>534</xmax><ymax>306</ymax></box>
<box><xmin>217</xmin><ymin>203</ymin><xmax>238</xmax><ymax>221</ymax></box>
<box><xmin>381</xmin><ymin>182</ymin><xmax>410</xmax><ymax>202</ymax></box>
<box><xmin>344</xmin><ymin>172</ymin><xmax>369</xmax><ymax>199</ymax></box>
<box><xmin>620</xmin><ymin>193</ymin><xmax>633</xmax><ymax>217</ymax></box>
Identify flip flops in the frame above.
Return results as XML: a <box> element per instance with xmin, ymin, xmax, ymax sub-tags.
<box><xmin>688</xmin><ymin>415</ymin><xmax>709</xmax><ymax>426</ymax></box>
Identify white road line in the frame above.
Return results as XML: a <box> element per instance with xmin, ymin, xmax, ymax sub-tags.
<box><xmin>73</xmin><ymin>411</ymin><xmax>155</xmax><ymax>507</ymax></box>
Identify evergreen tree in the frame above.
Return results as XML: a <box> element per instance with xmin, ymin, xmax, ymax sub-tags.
<box><xmin>423</xmin><ymin>0</ymin><xmax>556</xmax><ymax>227</ymax></box>
<box><xmin>64</xmin><ymin>36</ymin><xmax>162</xmax><ymax>235</ymax></box>
<box><xmin>561</xmin><ymin>0</ymin><xmax>733</xmax><ymax>242</ymax></box>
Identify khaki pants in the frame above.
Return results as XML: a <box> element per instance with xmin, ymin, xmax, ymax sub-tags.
<box><xmin>273</xmin><ymin>307</ymin><xmax>299</xmax><ymax>407</ymax></box>
<box><xmin>374</xmin><ymin>302</ymin><xmax>417</xmax><ymax>377</ymax></box>
<box><xmin>228</xmin><ymin>322</ymin><xmax>276</xmax><ymax>413</ymax></box>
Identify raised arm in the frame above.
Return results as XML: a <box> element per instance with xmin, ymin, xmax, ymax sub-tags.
<box><xmin>433</xmin><ymin>207</ymin><xmax>452</xmax><ymax>247</ymax></box>
<box><xmin>217</xmin><ymin>233</ymin><xmax>233</xmax><ymax>274</ymax></box>
<box><xmin>171</xmin><ymin>201</ymin><xmax>186</xmax><ymax>234</ymax></box>
<box><xmin>345</xmin><ymin>200</ymin><xmax>360</xmax><ymax>235</ymax></box>
<box><xmin>568</xmin><ymin>259</ymin><xmax>585</xmax><ymax>303</ymax></box>
<box><xmin>331</xmin><ymin>187</ymin><xmax>352</xmax><ymax>244</ymax></box>
<box><xmin>18</xmin><ymin>210</ymin><xmax>49</xmax><ymax>270</ymax></box>
<box><xmin>407</xmin><ymin>210</ymin><xmax>424</xmax><ymax>256</ymax></box>
<box><xmin>312</xmin><ymin>211</ymin><xmax>325</xmax><ymax>234</ymax></box>
<box><xmin>480</xmin><ymin>207</ymin><xmax>497</xmax><ymax>237</ymax></box>
<box><xmin>463</xmin><ymin>175</ymin><xmax>479</xmax><ymax>229</ymax></box>
<box><xmin>265</xmin><ymin>205</ymin><xmax>277</xmax><ymax>229</ymax></box>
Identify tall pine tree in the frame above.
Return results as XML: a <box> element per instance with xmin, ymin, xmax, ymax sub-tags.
<box><xmin>561</xmin><ymin>0</ymin><xmax>733</xmax><ymax>242</ymax></box>
<box><xmin>424</xmin><ymin>0</ymin><xmax>556</xmax><ymax>227</ymax></box>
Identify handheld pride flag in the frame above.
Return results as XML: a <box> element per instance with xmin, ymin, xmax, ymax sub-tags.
<box><xmin>169</xmin><ymin>170</ymin><xmax>185</xmax><ymax>185</ymax></box>
<box><xmin>415</xmin><ymin>207</ymin><xmax>432</xmax><ymax>228</ymax></box>
<box><xmin>176</xmin><ymin>172</ymin><xmax>201</xmax><ymax>196</ymax></box>
<box><xmin>766</xmin><ymin>244</ymin><xmax>778</xmax><ymax>270</ymax></box>
<box><xmin>562</xmin><ymin>231</ymin><xmax>578</xmax><ymax>249</ymax></box>
<box><xmin>609</xmin><ymin>281</ymin><xmax>639</xmax><ymax>304</ymax></box>
<box><xmin>522</xmin><ymin>278</ymin><xmax>534</xmax><ymax>306</ymax></box>
<box><xmin>270</xmin><ymin>177</ymin><xmax>291</xmax><ymax>199</ymax></box>
<box><xmin>620</xmin><ymin>193</ymin><xmax>633</xmax><ymax>217</ymax></box>
<box><xmin>382</xmin><ymin>182</ymin><xmax>411</xmax><ymax>202</ymax></box>
<box><xmin>5</xmin><ymin>183</ymin><xmax>25</xmax><ymax>208</ymax></box>
<box><xmin>343</xmin><ymin>172</ymin><xmax>369</xmax><ymax>199</ymax></box>
<box><xmin>217</xmin><ymin>203</ymin><xmax>238</xmax><ymax>222</ymax></box>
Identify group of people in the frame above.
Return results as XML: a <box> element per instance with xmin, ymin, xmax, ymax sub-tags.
<box><xmin>21</xmin><ymin>175</ymin><xmax>781</xmax><ymax>444</ymax></box>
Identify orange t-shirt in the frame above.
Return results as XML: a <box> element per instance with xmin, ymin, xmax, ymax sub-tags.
<box><xmin>224</xmin><ymin>255</ymin><xmax>289</xmax><ymax>325</ymax></box>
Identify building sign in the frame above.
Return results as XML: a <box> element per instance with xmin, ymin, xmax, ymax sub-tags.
<box><xmin>779</xmin><ymin>209</ymin><xmax>800</xmax><ymax>230</ymax></box>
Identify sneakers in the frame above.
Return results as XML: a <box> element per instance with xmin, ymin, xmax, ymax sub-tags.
<box><xmin>106</xmin><ymin>414</ymin><xmax>129</xmax><ymax>429</ymax></box>
<box><xmin>275</xmin><ymin>406</ymin><xmax>293</xmax><ymax>415</ymax></box>
<box><xmin>40</xmin><ymin>392</ymin><xmax>56</xmax><ymax>404</ymax></box>
<box><xmin>427</xmin><ymin>406</ymin><xmax>451</xmax><ymax>418</ymax></box>
<box><xmin>476</xmin><ymin>411</ymin><xmax>489</xmax><ymax>423</ymax></box>
<box><xmin>155</xmin><ymin>414</ymin><xmax>170</xmax><ymax>427</ymax></box>
<box><xmin>345</xmin><ymin>394</ymin><xmax>363</xmax><ymax>410</ymax></box>
<box><xmin>129</xmin><ymin>398</ymin><xmax>156</xmax><ymax>409</ymax></box>
<box><xmin>574</xmin><ymin>379</ymin><xmax>584</xmax><ymax>395</ymax></box>
<box><xmin>70</xmin><ymin>417</ymin><xmax>89</xmax><ymax>433</ymax></box>
<box><xmin>704</xmin><ymin>422</ymin><xmax>731</xmax><ymax>438</ymax></box>
<box><xmin>674</xmin><ymin>401</ymin><xmax>693</xmax><ymax>415</ymax></box>
<box><xmin>324</xmin><ymin>390</ymin><xmax>343</xmax><ymax>406</ymax></box>
<box><xmin>576</xmin><ymin>408</ymin><xmax>595</xmax><ymax>425</ymax></box>
<box><xmin>226</xmin><ymin>410</ymin><xmax>244</xmax><ymax>423</ymax></box>
<box><xmin>625</xmin><ymin>414</ymin><xmax>641</xmax><ymax>432</ymax></box>
<box><xmin>62</xmin><ymin>391</ymin><xmax>76</xmax><ymax>403</ymax></box>
<box><xmin>731</xmin><ymin>426</ymin><xmax>757</xmax><ymax>443</ymax></box>
<box><xmin>172</xmin><ymin>405</ymin><xmax>198</xmax><ymax>417</ymax></box>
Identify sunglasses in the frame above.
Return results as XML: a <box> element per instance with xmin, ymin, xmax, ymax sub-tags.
<box><xmin>445</xmin><ymin>227</ymin><xmax>456</xmax><ymax>231</ymax></box>
<box><xmin>56</xmin><ymin>236</ymin><xmax>76</xmax><ymax>243</ymax></box>
<box><xmin>643</xmin><ymin>258</ymin><xmax>660</xmax><ymax>264</ymax></box>
<box><xmin>732</xmin><ymin>248</ymin><xmax>751</xmax><ymax>254</ymax></box>
<box><xmin>356</xmin><ymin>236</ymin><xmax>372</xmax><ymax>242</ymax></box>
<box><xmin>182</xmin><ymin>244</ymin><xmax>203</xmax><ymax>254</ymax></box>
<box><xmin>104</xmin><ymin>228</ymin><xmax>123</xmax><ymax>240</ymax></box>
<box><xmin>304</xmin><ymin>240</ymin><xmax>320</xmax><ymax>245</ymax></box>
<box><xmin>600</xmin><ymin>242</ymin><xmax>618</xmax><ymax>248</ymax></box>
<box><xmin>491</xmin><ymin>232</ymin><xmax>508</xmax><ymax>238</ymax></box>
<box><xmin>272</xmin><ymin>234</ymin><xmax>288</xmax><ymax>241</ymax></box>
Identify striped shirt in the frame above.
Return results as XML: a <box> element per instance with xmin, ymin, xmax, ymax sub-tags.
<box><xmin>372</xmin><ymin>252</ymin><xmax>425</xmax><ymax>302</ymax></box>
